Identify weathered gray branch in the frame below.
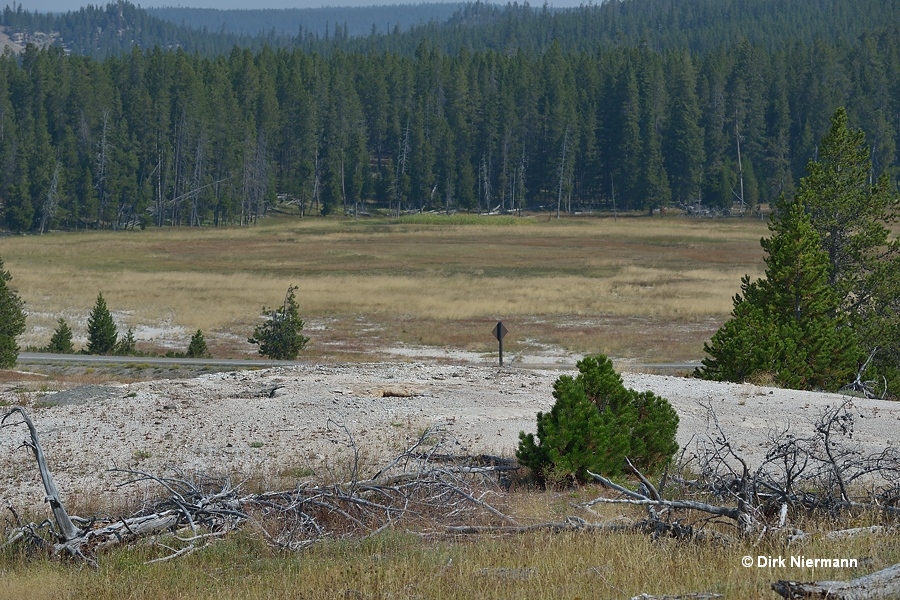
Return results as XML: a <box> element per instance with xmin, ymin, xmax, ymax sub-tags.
<box><xmin>772</xmin><ymin>562</ymin><xmax>900</xmax><ymax>599</ymax></box>
<box><xmin>1</xmin><ymin>407</ymin><xmax>81</xmax><ymax>544</ymax></box>
<box><xmin>587</xmin><ymin>470</ymin><xmax>758</xmax><ymax>534</ymax></box>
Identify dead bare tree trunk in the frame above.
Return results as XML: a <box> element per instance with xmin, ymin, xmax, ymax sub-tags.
<box><xmin>395</xmin><ymin>119</ymin><xmax>410</xmax><ymax>217</ymax></box>
<box><xmin>517</xmin><ymin>145</ymin><xmax>526</xmax><ymax>216</ymax></box>
<box><xmin>39</xmin><ymin>160</ymin><xmax>61</xmax><ymax>235</ymax></box>
<box><xmin>95</xmin><ymin>109</ymin><xmax>111</xmax><ymax>229</ymax></box>
<box><xmin>556</xmin><ymin>125</ymin><xmax>569</xmax><ymax>219</ymax></box>
<box><xmin>189</xmin><ymin>132</ymin><xmax>206</xmax><ymax>227</ymax></box>
<box><xmin>1</xmin><ymin>407</ymin><xmax>80</xmax><ymax>544</ymax></box>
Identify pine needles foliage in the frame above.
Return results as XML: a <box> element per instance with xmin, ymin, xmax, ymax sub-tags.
<box><xmin>46</xmin><ymin>318</ymin><xmax>75</xmax><ymax>354</ymax></box>
<box><xmin>0</xmin><ymin>257</ymin><xmax>26</xmax><ymax>368</ymax></box>
<box><xmin>86</xmin><ymin>293</ymin><xmax>118</xmax><ymax>355</ymax></box>
<box><xmin>248</xmin><ymin>285</ymin><xmax>309</xmax><ymax>360</ymax></box>
<box><xmin>698</xmin><ymin>107</ymin><xmax>900</xmax><ymax>394</ymax></box>
<box><xmin>115</xmin><ymin>328</ymin><xmax>137</xmax><ymax>356</ymax></box>
<box><xmin>517</xmin><ymin>355</ymin><xmax>679</xmax><ymax>484</ymax></box>
<box><xmin>697</xmin><ymin>200</ymin><xmax>860</xmax><ymax>390</ymax></box>
<box><xmin>187</xmin><ymin>329</ymin><xmax>209</xmax><ymax>358</ymax></box>
<box><xmin>797</xmin><ymin>107</ymin><xmax>900</xmax><ymax>396</ymax></box>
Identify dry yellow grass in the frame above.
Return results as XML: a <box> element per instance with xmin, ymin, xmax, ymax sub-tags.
<box><xmin>0</xmin><ymin>513</ymin><xmax>894</xmax><ymax>600</ymax></box>
<box><xmin>0</xmin><ymin>215</ymin><xmax>767</xmax><ymax>360</ymax></box>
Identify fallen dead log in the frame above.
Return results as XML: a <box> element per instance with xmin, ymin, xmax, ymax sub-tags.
<box><xmin>444</xmin><ymin>517</ymin><xmax>636</xmax><ymax>535</ymax></box>
<box><xmin>1</xmin><ymin>410</ymin><xmax>524</xmax><ymax>563</ymax></box>
<box><xmin>588</xmin><ymin>468</ymin><xmax>759</xmax><ymax>536</ymax></box>
<box><xmin>772</xmin><ymin>562</ymin><xmax>900</xmax><ymax>599</ymax></box>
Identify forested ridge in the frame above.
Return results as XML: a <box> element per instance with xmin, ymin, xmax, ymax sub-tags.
<box><xmin>5</xmin><ymin>0</ymin><xmax>899</xmax><ymax>58</ymax></box>
<box><xmin>0</xmin><ymin>0</ymin><xmax>898</xmax><ymax>231</ymax></box>
<box><xmin>145</xmin><ymin>4</ymin><xmax>466</xmax><ymax>40</ymax></box>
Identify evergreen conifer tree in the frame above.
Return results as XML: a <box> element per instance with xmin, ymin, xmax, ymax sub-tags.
<box><xmin>87</xmin><ymin>293</ymin><xmax>118</xmax><ymax>355</ymax></box>
<box><xmin>47</xmin><ymin>318</ymin><xmax>75</xmax><ymax>354</ymax></box>
<box><xmin>0</xmin><ymin>257</ymin><xmax>26</xmax><ymax>368</ymax></box>
<box><xmin>115</xmin><ymin>327</ymin><xmax>136</xmax><ymax>355</ymax></box>
<box><xmin>248</xmin><ymin>285</ymin><xmax>309</xmax><ymax>360</ymax></box>
<box><xmin>187</xmin><ymin>329</ymin><xmax>209</xmax><ymax>358</ymax></box>
<box><xmin>517</xmin><ymin>355</ymin><xmax>678</xmax><ymax>483</ymax></box>
<box><xmin>795</xmin><ymin>107</ymin><xmax>900</xmax><ymax>393</ymax></box>
<box><xmin>698</xmin><ymin>200</ymin><xmax>860</xmax><ymax>390</ymax></box>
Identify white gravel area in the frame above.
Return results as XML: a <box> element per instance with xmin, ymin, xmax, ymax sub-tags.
<box><xmin>1</xmin><ymin>362</ymin><xmax>898</xmax><ymax>512</ymax></box>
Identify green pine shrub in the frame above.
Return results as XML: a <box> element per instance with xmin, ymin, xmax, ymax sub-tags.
<box><xmin>0</xmin><ymin>256</ymin><xmax>26</xmax><ymax>368</ymax></box>
<box><xmin>517</xmin><ymin>355</ymin><xmax>679</xmax><ymax>484</ymax></box>
<box><xmin>46</xmin><ymin>318</ymin><xmax>75</xmax><ymax>354</ymax></box>
<box><xmin>115</xmin><ymin>328</ymin><xmax>137</xmax><ymax>356</ymax></box>
<box><xmin>249</xmin><ymin>285</ymin><xmax>309</xmax><ymax>360</ymax></box>
<box><xmin>87</xmin><ymin>293</ymin><xmax>118</xmax><ymax>355</ymax></box>
<box><xmin>187</xmin><ymin>329</ymin><xmax>210</xmax><ymax>358</ymax></box>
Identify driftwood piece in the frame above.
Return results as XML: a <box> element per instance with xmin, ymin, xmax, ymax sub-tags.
<box><xmin>1</xmin><ymin>407</ymin><xmax>81</xmax><ymax>544</ymax></box>
<box><xmin>772</xmin><ymin>562</ymin><xmax>900</xmax><ymax>599</ymax></box>
<box><xmin>588</xmin><ymin>469</ymin><xmax>758</xmax><ymax>536</ymax></box>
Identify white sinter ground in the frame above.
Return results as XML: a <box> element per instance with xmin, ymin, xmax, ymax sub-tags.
<box><xmin>1</xmin><ymin>362</ymin><xmax>897</xmax><ymax>511</ymax></box>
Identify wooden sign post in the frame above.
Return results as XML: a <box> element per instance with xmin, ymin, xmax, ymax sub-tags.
<box><xmin>493</xmin><ymin>321</ymin><xmax>508</xmax><ymax>366</ymax></box>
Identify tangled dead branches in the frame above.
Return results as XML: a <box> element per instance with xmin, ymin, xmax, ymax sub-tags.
<box><xmin>1</xmin><ymin>408</ymin><xmax>517</xmax><ymax>564</ymax></box>
<box><xmin>584</xmin><ymin>399</ymin><xmax>900</xmax><ymax>543</ymax></box>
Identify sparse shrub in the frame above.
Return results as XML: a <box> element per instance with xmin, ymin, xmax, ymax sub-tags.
<box><xmin>248</xmin><ymin>285</ymin><xmax>309</xmax><ymax>360</ymax></box>
<box><xmin>517</xmin><ymin>355</ymin><xmax>679</xmax><ymax>484</ymax></box>
<box><xmin>87</xmin><ymin>293</ymin><xmax>118</xmax><ymax>355</ymax></box>
<box><xmin>46</xmin><ymin>318</ymin><xmax>75</xmax><ymax>354</ymax></box>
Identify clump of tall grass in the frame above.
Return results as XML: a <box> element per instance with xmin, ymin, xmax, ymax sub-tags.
<box><xmin>1</xmin><ymin>502</ymin><xmax>894</xmax><ymax>600</ymax></box>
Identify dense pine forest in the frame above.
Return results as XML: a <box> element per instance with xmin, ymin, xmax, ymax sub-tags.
<box><xmin>0</xmin><ymin>0</ymin><xmax>898</xmax><ymax>231</ymax></box>
<box><xmin>146</xmin><ymin>4</ymin><xmax>466</xmax><ymax>40</ymax></box>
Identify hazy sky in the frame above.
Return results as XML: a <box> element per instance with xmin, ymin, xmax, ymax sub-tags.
<box><xmin>25</xmin><ymin>0</ymin><xmax>584</xmax><ymax>12</ymax></box>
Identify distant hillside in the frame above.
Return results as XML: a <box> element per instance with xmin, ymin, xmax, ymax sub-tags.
<box><xmin>4</xmin><ymin>0</ymin><xmax>899</xmax><ymax>59</ymax></box>
<box><xmin>146</xmin><ymin>4</ymin><xmax>465</xmax><ymax>39</ymax></box>
<box><xmin>0</xmin><ymin>0</ymin><xmax>898</xmax><ymax>234</ymax></box>
<box><xmin>0</xmin><ymin>1</ymin><xmax>252</xmax><ymax>57</ymax></box>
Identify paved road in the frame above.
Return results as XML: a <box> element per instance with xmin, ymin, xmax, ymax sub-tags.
<box><xmin>17</xmin><ymin>352</ymin><xmax>701</xmax><ymax>372</ymax></box>
<box><xmin>17</xmin><ymin>352</ymin><xmax>296</xmax><ymax>368</ymax></box>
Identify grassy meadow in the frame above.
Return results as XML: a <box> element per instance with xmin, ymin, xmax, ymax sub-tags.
<box><xmin>0</xmin><ymin>213</ymin><xmax>767</xmax><ymax>363</ymax></box>
<box><xmin>3</xmin><ymin>214</ymin><xmax>898</xmax><ymax>598</ymax></box>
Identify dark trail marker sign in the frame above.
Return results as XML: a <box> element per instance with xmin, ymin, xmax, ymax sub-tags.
<box><xmin>493</xmin><ymin>321</ymin><xmax>508</xmax><ymax>366</ymax></box>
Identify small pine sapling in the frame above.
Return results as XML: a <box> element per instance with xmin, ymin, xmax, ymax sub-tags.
<box><xmin>47</xmin><ymin>318</ymin><xmax>75</xmax><ymax>354</ymax></box>
<box><xmin>187</xmin><ymin>329</ymin><xmax>209</xmax><ymax>358</ymax></box>
<box><xmin>116</xmin><ymin>328</ymin><xmax>136</xmax><ymax>356</ymax></box>
<box><xmin>248</xmin><ymin>285</ymin><xmax>309</xmax><ymax>360</ymax></box>
<box><xmin>0</xmin><ymin>257</ymin><xmax>25</xmax><ymax>368</ymax></box>
<box><xmin>87</xmin><ymin>293</ymin><xmax>118</xmax><ymax>355</ymax></box>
